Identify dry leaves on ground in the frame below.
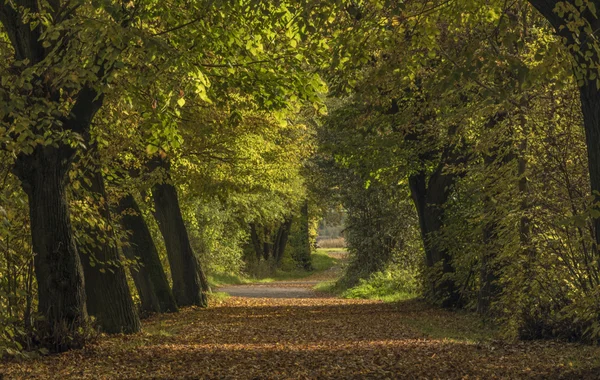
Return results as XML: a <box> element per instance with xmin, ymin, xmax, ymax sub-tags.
<box><xmin>2</xmin><ymin>293</ymin><xmax>600</xmax><ymax>379</ymax></box>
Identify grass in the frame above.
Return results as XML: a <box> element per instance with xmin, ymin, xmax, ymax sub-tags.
<box><xmin>207</xmin><ymin>291</ymin><xmax>231</xmax><ymax>303</ymax></box>
<box><xmin>208</xmin><ymin>251</ymin><xmax>339</xmax><ymax>287</ymax></box>
<box><xmin>315</xmin><ymin>267</ymin><xmax>418</xmax><ymax>303</ymax></box>
<box><xmin>315</xmin><ymin>248</ymin><xmax>347</xmax><ymax>253</ymax></box>
<box><xmin>315</xmin><ymin>280</ymin><xmax>416</xmax><ymax>302</ymax></box>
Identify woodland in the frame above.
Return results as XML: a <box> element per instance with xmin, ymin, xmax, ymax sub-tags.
<box><xmin>2</xmin><ymin>0</ymin><xmax>600</xmax><ymax>378</ymax></box>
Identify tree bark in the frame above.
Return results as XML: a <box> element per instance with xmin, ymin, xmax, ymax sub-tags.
<box><xmin>13</xmin><ymin>145</ymin><xmax>88</xmax><ymax>352</ymax></box>
<box><xmin>151</xmin><ymin>159</ymin><xmax>207</xmax><ymax>307</ymax></box>
<box><xmin>409</xmin><ymin>158</ymin><xmax>462</xmax><ymax>308</ymax></box>
<box><xmin>118</xmin><ymin>194</ymin><xmax>178</xmax><ymax>315</ymax></box>
<box><xmin>274</xmin><ymin>217</ymin><xmax>293</xmax><ymax>266</ymax></box>
<box><xmin>78</xmin><ymin>170</ymin><xmax>140</xmax><ymax>334</ymax></box>
<box><xmin>249</xmin><ymin>224</ymin><xmax>263</xmax><ymax>261</ymax></box>
<box><xmin>294</xmin><ymin>201</ymin><xmax>313</xmax><ymax>270</ymax></box>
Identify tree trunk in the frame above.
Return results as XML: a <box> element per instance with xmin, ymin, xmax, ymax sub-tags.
<box><xmin>409</xmin><ymin>168</ymin><xmax>460</xmax><ymax>308</ymax></box>
<box><xmin>294</xmin><ymin>201</ymin><xmax>313</xmax><ymax>270</ymax></box>
<box><xmin>274</xmin><ymin>217</ymin><xmax>294</xmax><ymax>266</ymax></box>
<box><xmin>13</xmin><ymin>145</ymin><xmax>88</xmax><ymax>352</ymax></box>
<box><xmin>78</xmin><ymin>170</ymin><xmax>141</xmax><ymax>334</ymax></box>
<box><xmin>152</xmin><ymin>179</ymin><xmax>207</xmax><ymax>307</ymax></box>
<box><xmin>580</xmin><ymin>82</ymin><xmax>600</xmax><ymax>266</ymax></box>
<box><xmin>528</xmin><ymin>0</ymin><xmax>600</xmax><ymax>269</ymax></box>
<box><xmin>250</xmin><ymin>224</ymin><xmax>263</xmax><ymax>261</ymax></box>
<box><xmin>118</xmin><ymin>194</ymin><xmax>178</xmax><ymax>315</ymax></box>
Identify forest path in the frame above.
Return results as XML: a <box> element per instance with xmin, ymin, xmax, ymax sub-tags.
<box><xmin>217</xmin><ymin>250</ymin><xmax>347</xmax><ymax>299</ymax></box>
<box><xmin>4</xmin><ymin>251</ymin><xmax>600</xmax><ymax>379</ymax></box>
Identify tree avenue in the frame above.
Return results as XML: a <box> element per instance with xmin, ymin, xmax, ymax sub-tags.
<box><xmin>1</xmin><ymin>0</ymin><xmax>600</xmax><ymax>370</ymax></box>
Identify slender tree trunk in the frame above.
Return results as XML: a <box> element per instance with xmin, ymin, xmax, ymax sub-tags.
<box><xmin>580</xmin><ymin>83</ymin><xmax>600</xmax><ymax>270</ymax></box>
<box><xmin>118</xmin><ymin>194</ymin><xmax>178</xmax><ymax>315</ymax></box>
<box><xmin>13</xmin><ymin>145</ymin><xmax>88</xmax><ymax>352</ymax></box>
<box><xmin>477</xmin><ymin>112</ymin><xmax>509</xmax><ymax>315</ymax></box>
<box><xmin>274</xmin><ymin>217</ymin><xmax>293</xmax><ymax>266</ymax></box>
<box><xmin>295</xmin><ymin>201</ymin><xmax>313</xmax><ymax>270</ymax></box>
<box><xmin>78</xmin><ymin>170</ymin><xmax>140</xmax><ymax>334</ymax></box>
<box><xmin>152</xmin><ymin>172</ymin><xmax>207</xmax><ymax>307</ymax></box>
<box><xmin>250</xmin><ymin>224</ymin><xmax>263</xmax><ymax>261</ymax></box>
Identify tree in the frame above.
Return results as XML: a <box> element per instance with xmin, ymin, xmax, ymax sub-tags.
<box><xmin>527</xmin><ymin>0</ymin><xmax>600</xmax><ymax>271</ymax></box>
<box><xmin>118</xmin><ymin>193</ymin><xmax>178</xmax><ymax>315</ymax></box>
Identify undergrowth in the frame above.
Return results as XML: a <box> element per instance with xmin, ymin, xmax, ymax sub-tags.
<box><xmin>316</xmin><ymin>266</ymin><xmax>419</xmax><ymax>303</ymax></box>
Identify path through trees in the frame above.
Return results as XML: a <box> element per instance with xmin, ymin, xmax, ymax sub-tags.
<box><xmin>3</xmin><ymin>253</ymin><xmax>600</xmax><ymax>379</ymax></box>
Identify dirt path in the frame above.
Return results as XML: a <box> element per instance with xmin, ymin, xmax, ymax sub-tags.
<box><xmin>217</xmin><ymin>251</ymin><xmax>346</xmax><ymax>299</ymax></box>
<box><xmin>3</xmin><ymin>252</ymin><xmax>600</xmax><ymax>379</ymax></box>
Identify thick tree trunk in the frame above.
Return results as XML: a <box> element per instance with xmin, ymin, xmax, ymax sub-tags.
<box><xmin>152</xmin><ymin>180</ymin><xmax>208</xmax><ymax>307</ymax></box>
<box><xmin>78</xmin><ymin>170</ymin><xmax>140</xmax><ymax>334</ymax></box>
<box><xmin>13</xmin><ymin>145</ymin><xmax>88</xmax><ymax>352</ymax></box>
<box><xmin>118</xmin><ymin>194</ymin><xmax>178</xmax><ymax>315</ymax></box>
<box><xmin>409</xmin><ymin>168</ymin><xmax>460</xmax><ymax>308</ymax></box>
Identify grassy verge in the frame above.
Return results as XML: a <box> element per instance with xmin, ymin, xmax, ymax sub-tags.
<box><xmin>208</xmin><ymin>250</ymin><xmax>339</xmax><ymax>287</ymax></box>
<box><xmin>315</xmin><ymin>267</ymin><xmax>418</xmax><ymax>302</ymax></box>
<box><xmin>315</xmin><ymin>280</ymin><xmax>416</xmax><ymax>302</ymax></box>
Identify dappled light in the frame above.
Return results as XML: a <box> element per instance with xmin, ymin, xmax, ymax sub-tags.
<box><xmin>4</xmin><ymin>296</ymin><xmax>600</xmax><ymax>379</ymax></box>
<box><xmin>3</xmin><ymin>0</ymin><xmax>600</xmax><ymax>377</ymax></box>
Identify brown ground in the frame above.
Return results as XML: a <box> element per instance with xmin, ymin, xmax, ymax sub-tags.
<box><xmin>3</xmin><ymin>252</ymin><xmax>600</xmax><ymax>379</ymax></box>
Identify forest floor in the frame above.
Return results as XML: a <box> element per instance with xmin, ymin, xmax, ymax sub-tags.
<box><xmin>3</xmin><ymin>251</ymin><xmax>600</xmax><ymax>379</ymax></box>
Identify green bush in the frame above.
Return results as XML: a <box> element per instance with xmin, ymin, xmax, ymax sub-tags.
<box><xmin>341</xmin><ymin>266</ymin><xmax>419</xmax><ymax>303</ymax></box>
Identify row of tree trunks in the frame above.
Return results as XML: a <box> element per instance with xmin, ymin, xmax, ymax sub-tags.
<box><xmin>249</xmin><ymin>218</ymin><xmax>294</xmax><ymax>266</ymax></box>
<box><xmin>1</xmin><ymin>3</ymin><xmax>208</xmax><ymax>350</ymax></box>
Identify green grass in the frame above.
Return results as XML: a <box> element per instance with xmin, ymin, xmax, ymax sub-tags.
<box><xmin>316</xmin><ymin>247</ymin><xmax>347</xmax><ymax>253</ymax></box>
<box><xmin>315</xmin><ymin>279</ymin><xmax>417</xmax><ymax>302</ymax></box>
<box><xmin>312</xmin><ymin>250</ymin><xmax>339</xmax><ymax>270</ymax></box>
<box><xmin>207</xmin><ymin>291</ymin><xmax>231</xmax><ymax>303</ymax></box>
<box><xmin>315</xmin><ymin>267</ymin><xmax>418</xmax><ymax>303</ymax></box>
<box><xmin>208</xmin><ymin>251</ymin><xmax>339</xmax><ymax>287</ymax></box>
